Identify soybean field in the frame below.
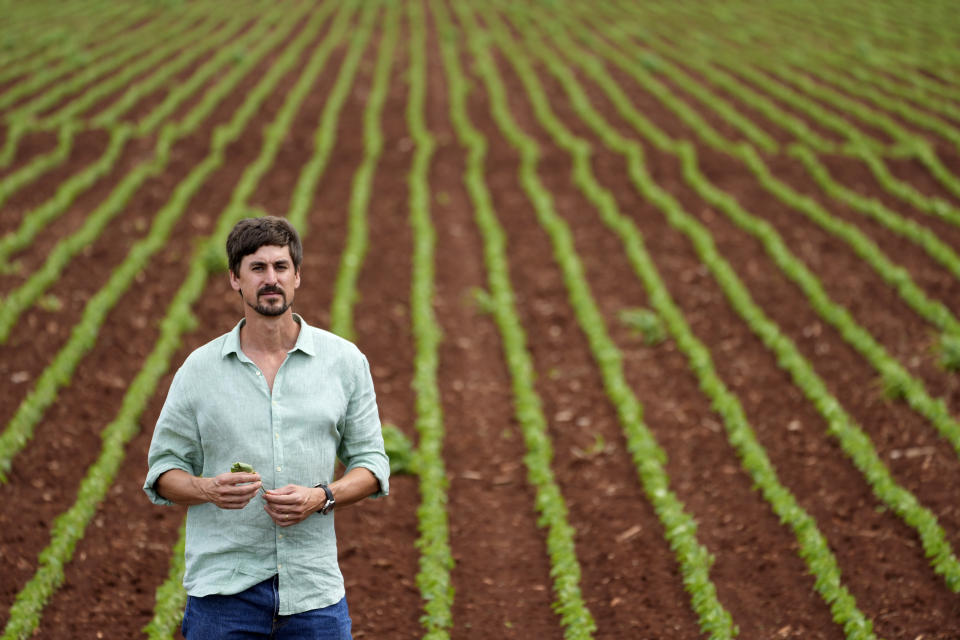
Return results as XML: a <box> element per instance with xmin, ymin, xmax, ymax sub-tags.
<box><xmin>2</xmin><ymin>1</ymin><xmax>960</xmax><ymax>638</ymax></box>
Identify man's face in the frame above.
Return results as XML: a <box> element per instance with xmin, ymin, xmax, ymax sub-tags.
<box><xmin>229</xmin><ymin>244</ymin><xmax>301</xmax><ymax>317</ymax></box>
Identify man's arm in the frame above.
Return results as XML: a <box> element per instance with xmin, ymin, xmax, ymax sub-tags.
<box><xmin>156</xmin><ymin>468</ymin><xmax>262</xmax><ymax>509</ymax></box>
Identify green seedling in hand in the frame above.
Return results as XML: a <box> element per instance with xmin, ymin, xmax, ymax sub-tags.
<box><xmin>230</xmin><ymin>461</ymin><xmax>264</xmax><ymax>494</ymax></box>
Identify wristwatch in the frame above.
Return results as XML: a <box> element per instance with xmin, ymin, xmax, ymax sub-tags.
<box><xmin>314</xmin><ymin>483</ymin><xmax>335</xmax><ymax>515</ymax></box>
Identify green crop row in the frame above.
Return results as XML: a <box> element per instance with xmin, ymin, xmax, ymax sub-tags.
<box><xmin>37</xmin><ymin>11</ymin><xmax>231</xmax><ymax>129</ymax></box>
<box><xmin>408</xmin><ymin>2</ymin><xmax>454</xmax><ymax>637</ymax></box>
<box><xmin>600</xmin><ymin>8</ymin><xmax>960</xmax><ymax>228</ymax></box>
<box><xmin>0</xmin><ymin>3</ymin><xmax>358</xmax><ymax>635</ymax></box>
<box><xmin>0</xmin><ymin>4</ymin><xmax>305</xmax><ymax>339</ymax></box>
<box><xmin>0</xmin><ymin>3</ymin><xmax>159</xmax><ymax>108</ymax></box>
<box><xmin>433</xmin><ymin>2</ymin><xmax>597</xmax><ymax>637</ymax></box>
<box><xmin>142</xmin><ymin>522</ymin><xmax>187</xmax><ymax>640</ymax></box>
<box><xmin>615</xmin><ymin>13</ymin><xmax>960</xmax><ymax>230</ymax></box>
<box><xmin>0</xmin><ymin>7</ymin><xmax>260</xmax><ymax>219</ymax></box>
<box><xmin>608</xmin><ymin>2</ymin><xmax>960</xmax><ymax>203</ymax></box>
<box><xmin>0</xmin><ymin>122</ymin><xmax>75</xmax><ymax>211</ymax></box>
<box><xmin>685</xmin><ymin>4</ymin><xmax>960</xmax><ymax>132</ymax></box>
<box><xmin>134</xmin><ymin>7</ymin><xmax>286</xmax><ymax>137</ymax></box>
<box><xmin>463</xmin><ymin>4</ymin><xmax>739</xmax><ymax>637</ymax></box>
<box><xmin>790</xmin><ymin>145</ymin><xmax>960</xmax><ymax>294</ymax></box>
<box><xmin>519</xmin><ymin>3</ymin><xmax>960</xmax><ymax>593</ymax></box>
<box><xmin>0</xmin><ymin>124</ymin><xmax>132</xmax><ymax>269</ymax></box>
<box><xmin>2</xmin><ymin>7</ymin><xmax>206</xmax><ymax>124</ymax></box>
<box><xmin>329</xmin><ymin>3</ymin><xmax>399</xmax><ymax>341</ymax></box>
<box><xmin>554</xmin><ymin>6</ymin><xmax>960</xmax><ymax>454</ymax></box>
<box><xmin>0</xmin><ymin>0</ymin><xmax>341</xmax><ymax>480</ymax></box>
<box><xmin>0</xmin><ymin>1</ymin><xmax>117</xmax><ymax>71</ymax></box>
<box><xmin>87</xmin><ymin>9</ymin><xmax>256</xmax><ymax>129</ymax></box>
<box><xmin>748</xmin><ymin>1</ymin><xmax>960</xmax><ymax>97</ymax></box>
<box><xmin>503</xmin><ymin>8</ymin><xmax>879</xmax><ymax>637</ymax></box>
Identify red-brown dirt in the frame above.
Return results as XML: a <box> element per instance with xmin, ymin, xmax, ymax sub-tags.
<box><xmin>2</xmin><ymin>2</ymin><xmax>960</xmax><ymax>639</ymax></box>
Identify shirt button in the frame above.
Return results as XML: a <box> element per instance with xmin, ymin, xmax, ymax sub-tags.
<box><xmin>276</xmin><ymin>466</ymin><xmax>282</xmax><ymax>472</ymax></box>
<box><xmin>278</xmin><ymin>564</ymin><xmax>282</xmax><ymax>570</ymax></box>
<box><xmin>256</xmin><ymin>371</ymin><xmax>261</xmax><ymax>376</ymax></box>
<box><xmin>275</xmin><ymin>433</ymin><xmax>279</xmax><ymax>439</ymax></box>
<box><xmin>278</xmin><ymin>534</ymin><xmax>283</xmax><ymax>539</ymax></box>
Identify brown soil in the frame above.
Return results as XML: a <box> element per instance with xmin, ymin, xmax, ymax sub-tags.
<box><xmin>3</xmin><ymin>2</ymin><xmax>960</xmax><ymax>639</ymax></box>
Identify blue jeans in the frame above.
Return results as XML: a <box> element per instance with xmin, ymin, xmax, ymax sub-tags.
<box><xmin>181</xmin><ymin>575</ymin><xmax>352</xmax><ymax>639</ymax></box>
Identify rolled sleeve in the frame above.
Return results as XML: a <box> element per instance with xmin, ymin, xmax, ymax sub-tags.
<box><xmin>338</xmin><ymin>353</ymin><xmax>390</xmax><ymax>498</ymax></box>
<box><xmin>143</xmin><ymin>367</ymin><xmax>203</xmax><ymax>505</ymax></box>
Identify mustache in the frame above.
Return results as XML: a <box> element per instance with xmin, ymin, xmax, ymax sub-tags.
<box><xmin>258</xmin><ymin>285</ymin><xmax>284</xmax><ymax>296</ymax></box>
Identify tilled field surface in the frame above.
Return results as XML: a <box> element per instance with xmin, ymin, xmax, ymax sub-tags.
<box><xmin>2</xmin><ymin>1</ymin><xmax>960</xmax><ymax>639</ymax></box>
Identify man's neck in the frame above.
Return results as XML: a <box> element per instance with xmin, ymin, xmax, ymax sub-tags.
<box><xmin>239</xmin><ymin>311</ymin><xmax>300</xmax><ymax>355</ymax></box>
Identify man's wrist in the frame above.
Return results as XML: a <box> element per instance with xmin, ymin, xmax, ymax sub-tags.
<box><xmin>313</xmin><ymin>483</ymin><xmax>335</xmax><ymax>515</ymax></box>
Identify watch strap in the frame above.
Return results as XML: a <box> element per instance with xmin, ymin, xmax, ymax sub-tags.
<box><xmin>314</xmin><ymin>483</ymin><xmax>335</xmax><ymax>515</ymax></box>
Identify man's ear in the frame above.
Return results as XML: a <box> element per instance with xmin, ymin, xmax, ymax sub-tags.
<box><xmin>229</xmin><ymin>269</ymin><xmax>241</xmax><ymax>292</ymax></box>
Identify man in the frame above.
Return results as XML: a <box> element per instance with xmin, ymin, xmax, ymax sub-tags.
<box><xmin>144</xmin><ymin>216</ymin><xmax>389</xmax><ymax>639</ymax></box>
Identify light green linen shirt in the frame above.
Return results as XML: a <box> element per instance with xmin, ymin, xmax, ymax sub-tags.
<box><xmin>143</xmin><ymin>314</ymin><xmax>389</xmax><ymax>615</ymax></box>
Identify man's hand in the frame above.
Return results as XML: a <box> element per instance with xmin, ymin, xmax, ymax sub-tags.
<box><xmin>155</xmin><ymin>469</ymin><xmax>262</xmax><ymax>508</ymax></box>
<box><xmin>262</xmin><ymin>485</ymin><xmax>323</xmax><ymax>527</ymax></box>
<box><xmin>197</xmin><ymin>472</ymin><xmax>262</xmax><ymax>509</ymax></box>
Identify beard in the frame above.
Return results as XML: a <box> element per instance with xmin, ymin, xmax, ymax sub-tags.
<box><xmin>247</xmin><ymin>286</ymin><xmax>291</xmax><ymax>317</ymax></box>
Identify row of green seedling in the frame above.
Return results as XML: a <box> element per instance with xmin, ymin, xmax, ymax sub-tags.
<box><xmin>0</xmin><ymin>0</ymin><xmax>340</xmax><ymax>480</ymax></box>
<box><xmin>0</xmin><ymin>0</ymin><xmax>116</xmax><ymax>69</ymax></box>
<box><xmin>1</xmin><ymin>4</ymin><xmax>208</xmax><ymax>123</ymax></box>
<box><xmin>459</xmin><ymin>4</ymin><xmax>738</xmax><ymax>637</ymax></box>
<box><xmin>0</xmin><ymin>6</ymin><xmax>257</xmax><ymax>224</ymax></box>
<box><xmin>519</xmin><ymin>3</ymin><xmax>960</xmax><ymax>594</ymax></box>
<box><xmin>0</xmin><ymin>3</ymin><xmax>223</xmax><ymax>165</ymax></box>
<box><xmin>555</xmin><ymin>6</ymin><xmax>960</xmax><ymax>442</ymax></box>
<box><xmin>503</xmin><ymin>9</ymin><xmax>879</xmax><ymax>636</ymax></box>
<box><xmin>434</xmin><ymin>2</ymin><xmax>596</xmax><ymax>636</ymax></box>
<box><xmin>762</xmin><ymin>0</ymin><xmax>960</xmax><ymax>91</ymax></box>
<box><xmin>612</xmin><ymin>12</ymin><xmax>960</xmax><ymax>230</ymax></box>
<box><xmin>694</xmin><ymin>5</ymin><xmax>960</xmax><ymax>128</ymax></box>
<box><xmin>0</xmin><ymin>3</ymin><xmax>361</xmax><ymax>637</ymax></box>
<box><xmin>408</xmin><ymin>2</ymin><xmax>454</xmax><ymax>637</ymax></box>
<box><xmin>35</xmin><ymin>10</ymin><xmax>239</xmax><ymax>130</ymax></box>
<box><xmin>329</xmin><ymin>3</ymin><xmax>399</xmax><ymax>341</ymax></box>
<box><xmin>615</xmin><ymin>3</ymin><xmax>960</xmax><ymax>202</ymax></box>
<box><xmin>0</xmin><ymin>4</ymin><xmax>303</xmax><ymax>337</ymax></box>
<box><xmin>143</xmin><ymin>4</ymin><xmax>378</xmax><ymax>637</ymax></box>
<box><xmin>0</xmin><ymin>2</ymin><xmax>158</xmax><ymax>107</ymax></box>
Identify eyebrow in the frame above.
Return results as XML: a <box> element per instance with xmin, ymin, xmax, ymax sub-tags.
<box><xmin>248</xmin><ymin>258</ymin><xmax>291</xmax><ymax>268</ymax></box>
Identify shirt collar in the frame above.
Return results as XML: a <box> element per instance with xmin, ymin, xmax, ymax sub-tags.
<box><xmin>221</xmin><ymin>313</ymin><xmax>316</xmax><ymax>359</ymax></box>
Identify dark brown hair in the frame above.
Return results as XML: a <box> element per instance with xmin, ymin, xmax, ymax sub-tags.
<box><xmin>226</xmin><ymin>216</ymin><xmax>303</xmax><ymax>275</ymax></box>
